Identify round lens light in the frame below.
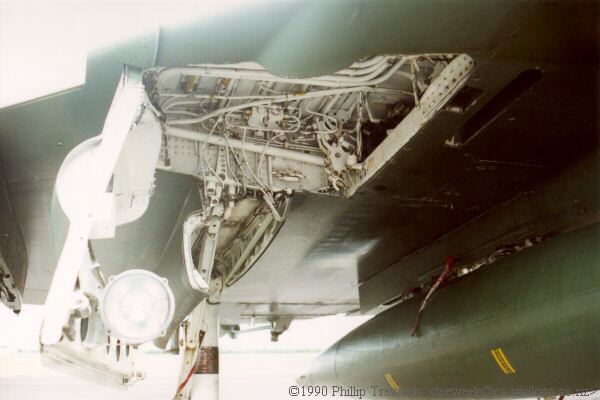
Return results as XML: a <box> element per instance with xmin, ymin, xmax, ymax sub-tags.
<box><xmin>100</xmin><ymin>269</ymin><xmax>175</xmax><ymax>344</ymax></box>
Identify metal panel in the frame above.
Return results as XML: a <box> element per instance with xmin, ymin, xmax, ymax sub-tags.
<box><xmin>305</xmin><ymin>223</ymin><xmax>600</xmax><ymax>396</ymax></box>
<box><xmin>360</xmin><ymin>151</ymin><xmax>600</xmax><ymax>311</ymax></box>
<box><xmin>219</xmin><ymin>192</ymin><xmax>360</xmax><ymax>312</ymax></box>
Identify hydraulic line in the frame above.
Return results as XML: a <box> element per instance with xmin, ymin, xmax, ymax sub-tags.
<box><xmin>166</xmin><ymin>86</ymin><xmax>396</xmax><ymax>126</ymax></box>
<box><xmin>158</xmin><ymin>57</ymin><xmax>409</xmax><ymax>89</ymax></box>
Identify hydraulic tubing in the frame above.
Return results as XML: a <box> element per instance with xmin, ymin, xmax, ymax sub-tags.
<box><xmin>159</xmin><ymin>56</ymin><xmax>391</xmax><ymax>85</ymax></box>
<box><xmin>158</xmin><ymin>57</ymin><xmax>408</xmax><ymax>90</ymax></box>
<box><xmin>166</xmin><ymin>86</ymin><xmax>385</xmax><ymax>126</ymax></box>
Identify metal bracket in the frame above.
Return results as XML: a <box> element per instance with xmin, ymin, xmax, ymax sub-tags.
<box><xmin>182</xmin><ymin>212</ymin><xmax>222</xmax><ymax>295</ymax></box>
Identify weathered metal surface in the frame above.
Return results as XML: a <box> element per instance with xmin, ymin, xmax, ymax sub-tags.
<box><xmin>218</xmin><ymin>192</ymin><xmax>360</xmax><ymax>324</ymax></box>
<box><xmin>360</xmin><ymin>150</ymin><xmax>600</xmax><ymax>312</ymax></box>
<box><xmin>304</xmin><ymin>223</ymin><xmax>600</xmax><ymax>397</ymax></box>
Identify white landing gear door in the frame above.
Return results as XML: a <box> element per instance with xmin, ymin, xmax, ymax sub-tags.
<box><xmin>41</xmin><ymin>66</ymin><xmax>163</xmax><ymax>345</ymax></box>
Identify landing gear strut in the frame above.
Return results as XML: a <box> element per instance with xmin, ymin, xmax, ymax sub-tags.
<box><xmin>175</xmin><ymin>300</ymin><xmax>220</xmax><ymax>400</ymax></box>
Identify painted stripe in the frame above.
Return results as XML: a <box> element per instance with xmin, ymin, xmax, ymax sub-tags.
<box><xmin>384</xmin><ymin>372</ymin><xmax>400</xmax><ymax>390</ymax></box>
<box><xmin>496</xmin><ymin>348</ymin><xmax>516</xmax><ymax>373</ymax></box>
<box><xmin>490</xmin><ymin>348</ymin><xmax>516</xmax><ymax>374</ymax></box>
<box><xmin>490</xmin><ymin>349</ymin><xmax>508</xmax><ymax>373</ymax></box>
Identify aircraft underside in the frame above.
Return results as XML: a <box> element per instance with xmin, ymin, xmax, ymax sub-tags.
<box><xmin>0</xmin><ymin>1</ymin><xmax>598</xmax><ymax>398</ymax></box>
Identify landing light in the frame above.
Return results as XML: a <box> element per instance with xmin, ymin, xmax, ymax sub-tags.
<box><xmin>100</xmin><ymin>269</ymin><xmax>175</xmax><ymax>344</ymax></box>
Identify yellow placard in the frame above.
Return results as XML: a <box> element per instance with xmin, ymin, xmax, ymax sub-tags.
<box><xmin>384</xmin><ymin>372</ymin><xmax>400</xmax><ymax>390</ymax></box>
<box><xmin>491</xmin><ymin>347</ymin><xmax>516</xmax><ymax>374</ymax></box>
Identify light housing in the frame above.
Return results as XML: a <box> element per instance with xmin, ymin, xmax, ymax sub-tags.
<box><xmin>100</xmin><ymin>269</ymin><xmax>175</xmax><ymax>344</ymax></box>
